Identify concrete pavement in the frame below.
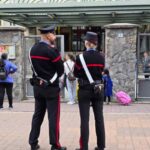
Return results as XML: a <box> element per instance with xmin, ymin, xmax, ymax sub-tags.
<box><xmin>0</xmin><ymin>101</ymin><xmax>150</xmax><ymax>150</ymax></box>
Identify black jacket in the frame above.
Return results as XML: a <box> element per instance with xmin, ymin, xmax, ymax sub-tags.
<box><xmin>30</xmin><ymin>41</ymin><xmax>64</xmax><ymax>85</ymax></box>
<box><xmin>74</xmin><ymin>50</ymin><xmax>105</xmax><ymax>81</ymax></box>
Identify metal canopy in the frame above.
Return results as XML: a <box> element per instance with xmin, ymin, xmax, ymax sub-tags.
<box><xmin>0</xmin><ymin>0</ymin><xmax>150</xmax><ymax>27</ymax></box>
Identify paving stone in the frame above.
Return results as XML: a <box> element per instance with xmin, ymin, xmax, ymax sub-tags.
<box><xmin>0</xmin><ymin>102</ymin><xmax>150</xmax><ymax>150</ymax></box>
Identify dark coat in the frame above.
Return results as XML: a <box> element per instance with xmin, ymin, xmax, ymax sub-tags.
<box><xmin>74</xmin><ymin>50</ymin><xmax>104</xmax><ymax>81</ymax></box>
<box><xmin>143</xmin><ymin>56</ymin><xmax>150</xmax><ymax>73</ymax></box>
<box><xmin>103</xmin><ymin>75</ymin><xmax>113</xmax><ymax>96</ymax></box>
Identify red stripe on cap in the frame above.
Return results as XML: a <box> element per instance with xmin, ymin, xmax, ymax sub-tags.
<box><xmin>52</xmin><ymin>56</ymin><xmax>61</xmax><ymax>62</ymax></box>
<box><xmin>31</xmin><ymin>56</ymin><xmax>50</xmax><ymax>60</ymax></box>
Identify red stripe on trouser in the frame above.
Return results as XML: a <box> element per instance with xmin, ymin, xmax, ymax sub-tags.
<box><xmin>56</xmin><ymin>94</ymin><xmax>61</xmax><ymax>148</ymax></box>
<box><xmin>80</xmin><ymin>137</ymin><xmax>83</xmax><ymax>149</ymax></box>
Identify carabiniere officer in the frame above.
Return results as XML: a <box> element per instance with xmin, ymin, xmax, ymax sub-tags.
<box><xmin>29</xmin><ymin>25</ymin><xmax>67</xmax><ymax>150</ymax></box>
<box><xmin>74</xmin><ymin>31</ymin><xmax>105</xmax><ymax>150</ymax></box>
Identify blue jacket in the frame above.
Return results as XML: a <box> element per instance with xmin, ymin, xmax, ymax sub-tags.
<box><xmin>0</xmin><ymin>60</ymin><xmax>17</xmax><ymax>83</ymax></box>
<box><xmin>103</xmin><ymin>75</ymin><xmax>113</xmax><ymax>96</ymax></box>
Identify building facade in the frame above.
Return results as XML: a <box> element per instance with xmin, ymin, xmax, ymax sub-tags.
<box><xmin>0</xmin><ymin>0</ymin><xmax>150</xmax><ymax>100</ymax></box>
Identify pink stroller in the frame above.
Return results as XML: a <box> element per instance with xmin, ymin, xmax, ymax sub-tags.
<box><xmin>115</xmin><ymin>91</ymin><xmax>132</xmax><ymax>105</ymax></box>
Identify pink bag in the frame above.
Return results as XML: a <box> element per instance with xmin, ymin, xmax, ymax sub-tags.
<box><xmin>115</xmin><ymin>91</ymin><xmax>132</xmax><ymax>105</ymax></box>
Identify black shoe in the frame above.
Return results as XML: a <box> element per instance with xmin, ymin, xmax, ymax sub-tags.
<box><xmin>9</xmin><ymin>106</ymin><xmax>13</xmax><ymax>109</ymax></box>
<box><xmin>51</xmin><ymin>146</ymin><xmax>67</xmax><ymax>150</ymax></box>
<box><xmin>94</xmin><ymin>147</ymin><xmax>104</xmax><ymax>150</ymax></box>
<box><xmin>31</xmin><ymin>144</ymin><xmax>40</xmax><ymax>150</ymax></box>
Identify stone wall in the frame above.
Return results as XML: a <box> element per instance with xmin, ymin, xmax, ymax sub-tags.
<box><xmin>104</xmin><ymin>23</ymin><xmax>138</xmax><ymax>98</ymax></box>
<box><xmin>0</xmin><ymin>27</ymin><xmax>25</xmax><ymax>101</ymax></box>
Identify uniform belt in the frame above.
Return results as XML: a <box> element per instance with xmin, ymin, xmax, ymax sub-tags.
<box><xmin>78</xmin><ymin>79</ymin><xmax>103</xmax><ymax>86</ymax></box>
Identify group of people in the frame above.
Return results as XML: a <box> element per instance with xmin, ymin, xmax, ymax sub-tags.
<box><xmin>0</xmin><ymin>24</ymin><xmax>114</xmax><ymax>150</ymax></box>
<box><xmin>1</xmin><ymin>23</ymin><xmax>150</xmax><ymax>150</ymax></box>
<box><xmin>28</xmin><ymin>24</ymin><xmax>114</xmax><ymax>150</ymax></box>
<box><xmin>61</xmin><ymin>54</ymin><xmax>113</xmax><ymax>105</ymax></box>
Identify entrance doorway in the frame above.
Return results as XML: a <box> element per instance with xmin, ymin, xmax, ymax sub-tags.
<box><xmin>23</xmin><ymin>35</ymin><xmax>64</xmax><ymax>99</ymax></box>
<box><xmin>135</xmin><ymin>33</ymin><xmax>150</xmax><ymax>100</ymax></box>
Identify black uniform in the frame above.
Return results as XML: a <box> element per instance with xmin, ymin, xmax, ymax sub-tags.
<box><xmin>74</xmin><ymin>50</ymin><xmax>105</xmax><ymax>150</ymax></box>
<box><xmin>29</xmin><ymin>41</ymin><xmax>64</xmax><ymax>149</ymax></box>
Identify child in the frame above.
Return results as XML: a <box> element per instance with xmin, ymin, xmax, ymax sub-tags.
<box><xmin>102</xmin><ymin>69</ymin><xmax>113</xmax><ymax>104</ymax></box>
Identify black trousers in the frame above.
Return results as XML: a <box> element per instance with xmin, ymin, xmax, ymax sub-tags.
<box><xmin>78</xmin><ymin>88</ymin><xmax>105</xmax><ymax>150</ymax></box>
<box><xmin>145</xmin><ymin>75</ymin><xmax>150</xmax><ymax>78</ymax></box>
<box><xmin>29</xmin><ymin>85</ymin><xmax>61</xmax><ymax>148</ymax></box>
<box><xmin>0</xmin><ymin>82</ymin><xmax>13</xmax><ymax>108</ymax></box>
<box><xmin>104</xmin><ymin>96</ymin><xmax>111</xmax><ymax>102</ymax></box>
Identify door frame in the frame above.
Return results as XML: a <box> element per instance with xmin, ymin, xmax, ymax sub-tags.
<box><xmin>135</xmin><ymin>33</ymin><xmax>150</xmax><ymax>100</ymax></box>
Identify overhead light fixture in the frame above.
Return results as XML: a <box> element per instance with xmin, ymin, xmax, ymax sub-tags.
<box><xmin>47</xmin><ymin>14</ymin><xmax>56</xmax><ymax>19</ymax></box>
<box><xmin>59</xmin><ymin>19</ymin><xmax>64</xmax><ymax>23</ymax></box>
<box><xmin>112</xmin><ymin>12</ymin><xmax>116</xmax><ymax>17</ymax></box>
<box><xmin>19</xmin><ymin>14</ymin><xmax>28</xmax><ymax>18</ymax></box>
<box><xmin>79</xmin><ymin>13</ymin><xmax>86</xmax><ymax>17</ymax></box>
<box><xmin>33</xmin><ymin>20</ymin><xmax>38</xmax><ymax>23</ymax></box>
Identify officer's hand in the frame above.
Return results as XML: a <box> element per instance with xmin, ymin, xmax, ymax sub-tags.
<box><xmin>40</xmin><ymin>80</ymin><xmax>43</xmax><ymax>85</ymax></box>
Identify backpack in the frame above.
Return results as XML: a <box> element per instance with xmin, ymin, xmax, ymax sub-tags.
<box><xmin>66</xmin><ymin>62</ymin><xmax>76</xmax><ymax>81</ymax></box>
<box><xmin>115</xmin><ymin>91</ymin><xmax>132</xmax><ymax>105</ymax></box>
<box><xmin>68</xmin><ymin>72</ymin><xmax>76</xmax><ymax>81</ymax></box>
<box><xmin>0</xmin><ymin>60</ymin><xmax>7</xmax><ymax>80</ymax></box>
